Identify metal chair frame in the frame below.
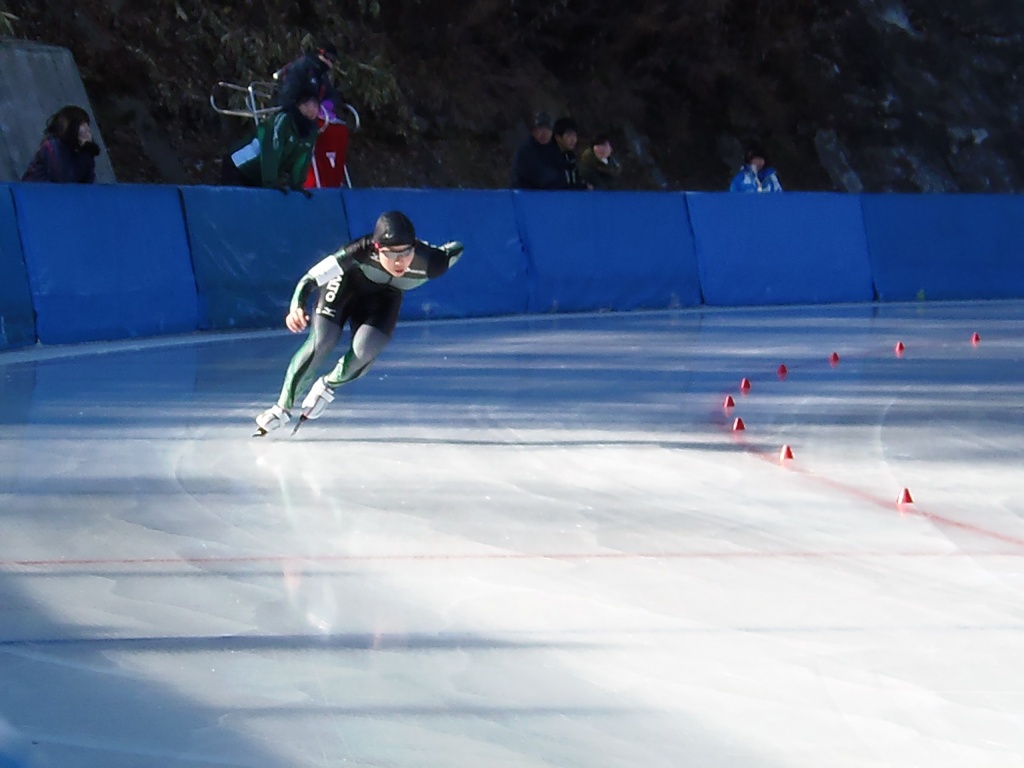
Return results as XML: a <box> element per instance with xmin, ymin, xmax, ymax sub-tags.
<box><xmin>209</xmin><ymin>81</ymin><xmax>280</xmax><ymax>126</ymax></box>
<box><xmin>210</xmin><ymin>80</ymin><xmax>361</xmax><ymax>186</ymax></box>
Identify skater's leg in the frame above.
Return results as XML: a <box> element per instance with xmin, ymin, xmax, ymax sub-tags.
<box><xmin>255</xmin><ymin>315</ymin><xmax>343</xmax><ymax>434</ymax></box>
<box><xmin>324</xmin><ymin>324</ymin><xmax>391</xmax><ymax>387</ymax></box>
<box><xmin>321</xmin><ymin>288</ymin><xmax>401</xmax><ymax>389</ymax></box>
<box><xmin>299</xmin><ymin>325</ymin><xmax>390</xmax><ymax>419</ymax></box>
<box><xmin>321</xmin><ymin>288</ymin><xmax>401</xmax><ymax>393</ymax></box>
<box><xmin>276</xmin><ymin>314</ymin><xmax>343</xmax><ymax>409</ymax></box>
<box><xmin>299</xmin><ymin>290</ymin><xmax>401</xmax><ymax>420</ymax></box>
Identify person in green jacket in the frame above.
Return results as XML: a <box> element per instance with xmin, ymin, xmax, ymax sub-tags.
<box><xmin>221</xmin><ymin>86</ymin><xmax>321</xmax><ymax>192</ymax></box>
<box><xmin>579</xmin><ymin>133</ymin><xmax>622</xmax><ymax>191</ymax></box>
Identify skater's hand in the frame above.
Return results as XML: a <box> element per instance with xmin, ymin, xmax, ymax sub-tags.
<box><xmin>285</xmin><ymin>307</ymin><xmax>309</xmax><ymax>332</ymax></box>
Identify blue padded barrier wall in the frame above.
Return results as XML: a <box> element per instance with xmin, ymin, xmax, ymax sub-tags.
<box><xmin>12</xmin><ymin>183</ymin><xmax>199</xmax><ymax>345</ymax></box>
<box><xmin>341</xmin><ymin>188</ymin><xmax>530</xmax><ymax>319</ymax></box>
<box><xmin>686</xmin><ymin>192</ymin><xmax>875</xmax><ymax>306</ymax></box>
<box><xmin>181</xmin><ymin>186</ymin><xmax>350</xmax><ymax>330</ymax></box>
<box><xmin>860</xmin><ymin>194</ymin><xmax>1024</xmax><ymax>301</ymax></box>
<box><xmin>514</xmin><ymin>191</ymin><xmax>702</xmax><ymax>313</ymax></box>
<box><xmin>0</xmin><ymin>185</ymin><xmax>36</xmax><ymax>349</ymax></box>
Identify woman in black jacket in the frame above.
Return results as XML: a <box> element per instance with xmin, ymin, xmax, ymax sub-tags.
<box><xmin>22</xmin><ymin>105</ymin><xmax>101</xmax><ymax>184</ymax></box>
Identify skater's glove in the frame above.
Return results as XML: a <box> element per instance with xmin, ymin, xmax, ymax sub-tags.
<box><xmin>442</xmin><ymin>241</ymin><xmax>464</xmax><ymax>267</ymax></box>
<box><xmin>298</xmin><ymin>187</ymin><xmax>313</xmax><ymax>199</ymax></box>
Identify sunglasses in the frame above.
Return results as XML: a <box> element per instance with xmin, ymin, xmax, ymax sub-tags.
<box><xmin>377</xmin><ymin>244</ymin><xmax>415</xmax><ymax>260</ymax></box>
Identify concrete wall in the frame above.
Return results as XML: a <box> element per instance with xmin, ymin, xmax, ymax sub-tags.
<box><xmin>0</xmin><ymin>39</ymin><xmax>115</xmax><ymax>183</ymax></box>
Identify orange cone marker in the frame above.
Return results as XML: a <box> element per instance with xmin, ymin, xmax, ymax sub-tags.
<box><xmin>739</xmin><ymin>377</ymin><xmax>752</xmax><ymax>392</ymax></box>
<box><xmin>723</xmin><ymin>395</ymin><xmax>735</xmax><ymax>409</ymax></box>
<box><xmin>894</xmin><ymin>341</ymin><xmax>905</xmax><ymax>356</ymax></box>
<box><xmin>971</xmin><ymin>332</ymin><xmax>981</xmax><ymax>345</ymax></box>
<box><xmin>732</xmin><ymin>417</ymin><xmax>745</xmax><ymax>431</ymax></box>
<box><xmin>829</xmin><ymin>352</ymin><xmax>840</xmax><ymax>366</ymax></box>
<box><xmin>896</xmin><ymin>488</ymin><xmax>914</xmax><ymax>505</ymax></box>
<box><xmin>779</xmin><ymin>444</ymin><xmax>794</xmax><ymax>460</ymax></box>
<box><xmin>777</xmin><ymin>364</ymin><xmax>788</xmax><ymax>379</ymax></box>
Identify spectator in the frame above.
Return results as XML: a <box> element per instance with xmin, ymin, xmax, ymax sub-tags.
<box><xmin>221</xmin><ymin>87</ymin><xmax>321</xmax><ymax>193</ymax></box>
<box><xmin>730</xmin><ymin>146</ymin><xmax>783</xmax><ymax>193</ymax></box>
<box><xmin>21</xmin><ymin>105</ymin><xmax>101</xmax><ymax>183</ymax></box>
<box><xmin>579</xmin><ymin>133</ymin><xmax>622</xmax><ymax>191</ymax></box>
<box><xmin>551</xmin><ymin>117</ymin><xmax>586</xmax><ymax>189</ymax></box>
<box><xmin>274</xmin><ymin>42</ymin><xmax>342</xmax><ymax>121</ymax></box>
<box><xmin>510</xmin><ymin>111</ymin><xmax>565</xmax><ymax>190</ymax></box>
<box><xmin>759</xmin><ymin>161</ymin><xmax>783</xmax><ymax>192</ymax></box>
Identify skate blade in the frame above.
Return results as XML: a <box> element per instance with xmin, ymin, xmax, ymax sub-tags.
<box><xmin>290</xmin><ymin>415</ymin><xmax>309</xmax><ymax>435</ymax></box>
<box><xmin>253</xmin><ymin>427</ymin><xmax>269</xmax><ymax>438</ymax></box>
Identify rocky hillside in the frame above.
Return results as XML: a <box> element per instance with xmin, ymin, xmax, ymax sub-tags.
<box><xmin>6</xmin><ymin>0</ymin><xmax>1024</xmax><ymax>192</ymax></box>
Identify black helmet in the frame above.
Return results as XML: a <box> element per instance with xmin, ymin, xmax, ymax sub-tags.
<box><xmin>372</xmin><ymin>211</ymin><xmax>416</xmax><ymax>247</ymax></box>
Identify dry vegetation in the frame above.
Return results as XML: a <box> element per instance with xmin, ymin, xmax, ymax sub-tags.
<box><xmin>8</xmin><ymin>0</ymin><xmax>853</xmax><ymax>190</ymax></box>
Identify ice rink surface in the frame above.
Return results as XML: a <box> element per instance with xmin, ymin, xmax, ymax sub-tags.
<box><xmin>1</xmin><ymin>301</ymin><xmax>1023</xmax><ymax>768</ymax></box>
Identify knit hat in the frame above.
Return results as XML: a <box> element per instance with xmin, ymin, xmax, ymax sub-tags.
<box><xmin>552</xmin><ymin>117</ymin><xmax>578</xmax><ymax>137</ymax></box>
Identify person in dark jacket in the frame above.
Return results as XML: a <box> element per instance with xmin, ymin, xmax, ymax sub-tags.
<box><xmin>221</xmin><ymin>87</ymin><xmax>321</xmax><ymax>192</ymax></box>
<box><xmin>21</xmin><ymin>105</ymin><xmax>101</xmax><ymax>183</ymax></box>
<box><xmin>551</xmin><ymin>116</ymin><xmax>587</xmax><ymax>190</ymax></box>
<box><xmin>510</xmin><ymin>111</ymin><xmax>567</xmax><ymax>190</ymax></box>
<box><xmin>274</xmin><ymin>42</ymin><xmax>342</xmax><ymax>120</ymax></box>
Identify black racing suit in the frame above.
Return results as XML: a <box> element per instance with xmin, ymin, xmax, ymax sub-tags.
<box><xmin>274</xmin><ymin>234</ymin><xmax>464</xmax><ymax>410</ymax></box>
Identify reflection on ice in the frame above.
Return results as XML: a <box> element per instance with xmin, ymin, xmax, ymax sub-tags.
<box><xmin>1</xmin><ymin>302</ymin><xmax>1024</xmax><ymax>768</ymax></box>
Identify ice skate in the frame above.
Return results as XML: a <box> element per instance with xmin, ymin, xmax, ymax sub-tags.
<box><xmin>253</xmin><ymin>404</ymin><xmax>291</xmax><ymax>437</ymax></box>
<box><xmin>293</xmin><ymin>377</ymin><xmax>335</xmax><ymax>433</ymax></box>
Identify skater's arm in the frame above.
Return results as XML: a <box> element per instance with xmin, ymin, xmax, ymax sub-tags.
<box><xmin>284</xmin><ymin>273</ymin><xmax>317</xmax><ymax>331</ymax></box>
<box><xmin>295</xmin><ymin>243</ymin><xmax>356</xmax><ymax>297</ymax></box>
<box><xmin>284</xmin><ymin>240</ymin><xmax>363</xmax><ymax>331</ymax></box>
<box><xmin>289</xmin><ymin>274</ymin><xmax>317</xmax><ymax>311</ymax></box>
<box><xmin>442</xmin><ymin>241</ymin><xmax>464</xmax><ymax>268</ymax></box>
<box><xmin>306</xmin><ymin>255</ymin><xmax>344</xmax><ymax>285</ymax></box>
<box><xmin>425</xmin><ymin>240</ymin><xmax>464</xmax><ymax>279</ymax></box>
<box><xmin>285</xmin><ymin>304</ymin><xmax>309</xmax><ymax>332</ymax></box>
<box><xmin>284</xmin><ymin>264</ymin><xmax>327</xmax><ymax>333</ymax></box>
